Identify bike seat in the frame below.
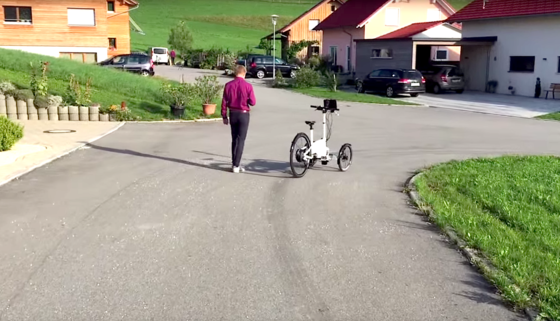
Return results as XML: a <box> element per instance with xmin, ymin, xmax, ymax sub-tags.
<box><xmin>305</xmin><ymin>121</ymin><xmax>316</xmax><ymax>126</ymax></box>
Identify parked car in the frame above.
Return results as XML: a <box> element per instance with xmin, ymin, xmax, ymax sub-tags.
<box><xmin>99</xmin><ymin>54</ymin><xmax>154</xmax><ymax>76</ymax></box>
<box><xmin>150</xmin><ymin>47</ymin><xmax>169</xmax><ymax>65</ymax></box>
<box><xmin>248</xmin><ymin>55</ymin><xmax>300</xmax><ymax>79</ymax></box>
<box><xmin>421</xmin><ymin>65</ymin><xmax>465</xmax><ymax>94</ymax></box>
<box><xmin>356</xmin><ymin>69</ymin><xmax>425</xmax><ymax>97</ymax></box>
<box><xmin>236</xmin><ymin>54</ymin><xmax>265</xmax><ymax>68</ymax></box>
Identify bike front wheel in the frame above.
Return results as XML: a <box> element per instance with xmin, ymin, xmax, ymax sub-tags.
<box><xmin>337</xmin><ymin>143</ymin><xmax>353</xmax><ymax>172</ymax></box>
<box><xmin>290</xmin><ymin>132</ymin><xmax>311</xmax><ymax>178</ymax></box>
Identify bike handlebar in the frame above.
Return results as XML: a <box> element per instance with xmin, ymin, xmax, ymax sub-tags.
<box><xmin>310</xmin><ymin>105</ymin><xmax>339</xmax><ymax>112</ymax></box>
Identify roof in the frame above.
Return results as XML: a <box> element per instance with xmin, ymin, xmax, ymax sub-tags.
<box><xmin>376</xmin><ymin>21</ymin><xmax>444</xmax><ymax>39</ymax></box>
<box><xmin>314</xmin><ymin>0</ymin><xmax>456</xmax><ymax>30</ymax></box>
<box><xmin>123</xmin><ymin>0</ymin><xmax>139</xmax><ymax>6</ymax></box>
<box><xmin>262</xmin><ymin>0</ymin><xmax>344</xmax><ymax>39</ymax></box>
<box><xmin>447</xmin><ymin>0</ymin><xmax>560</xmax><ymax>22</ymax></box>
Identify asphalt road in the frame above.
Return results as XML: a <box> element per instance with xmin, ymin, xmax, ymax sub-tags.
<box><xmin>2</xmin><ymin>69</ymin><xmax>560</xmax><ymax>320</ymax></box>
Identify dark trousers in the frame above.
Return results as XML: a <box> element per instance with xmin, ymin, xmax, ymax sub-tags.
<box><xmin>170</xmin><ymin>57</ymin><xmax>175</xmax><ymax>65</ymax></box>
<box><xmin>230</xmin><ymin>111</ymin><xmax>250</xmax><ymax>167</ymax></box>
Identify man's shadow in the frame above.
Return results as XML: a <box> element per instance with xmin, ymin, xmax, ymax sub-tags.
<box><xmin>85</xmin><ymin>143</ymin><xmax>292</xmax><ymax>178</ymax></box>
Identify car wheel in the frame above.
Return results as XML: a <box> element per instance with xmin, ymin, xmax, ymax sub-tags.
<box><xmin>290</xmin><ymin>70</ymin><xmax>296</xmax><ymax>79</ymax></box>
<box><xmin>357</xmin><ymin>82</ymin><xmax>365</xmax><ymax>94</ymax></box>
<box><xmin>410</xmin><ymin>93</ymin><xmax>419</xmax><ymax>97</ymax></box>
<box><xmin>433</xmin><ymin>84</ymin><xmax>441</xmax><ymax>94</ymax></box>
<box><xmin>386</xmin><ymin>86</ymin><xmax>395</xmax><ymax>98</ymax></box>
<box><xmin>256</xmin><ymin>70</ymin><xmax>266</xmax><ymax>79</ymax></box>
<box><xmin>456</xmin><ymin>89</ymin><xmax>464</xmax><ymax>94</ymax></box>
<box><xmin>141</xmin><ymin>70</ymin><xmax>150</xmax><ymax>77</ymax></box>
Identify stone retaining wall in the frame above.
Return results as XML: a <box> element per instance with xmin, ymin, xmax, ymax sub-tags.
<box><xmin>0</xmin><ymin>94</ymin><xmax>117</xmax><ymax>122</ymax></box>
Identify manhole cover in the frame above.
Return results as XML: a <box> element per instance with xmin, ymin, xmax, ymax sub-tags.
<box><xmin>43</xmin><ymin>129</ymin><xmax>76</xmax><ymax>134</ymax></box>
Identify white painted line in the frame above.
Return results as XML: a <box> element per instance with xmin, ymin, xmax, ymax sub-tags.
<box><xmin>0</xmin><ymin>122</ymin><xmax>126</xmax><ymax>188</ymax></box>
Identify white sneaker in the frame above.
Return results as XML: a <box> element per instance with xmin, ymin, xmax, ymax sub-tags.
<box><xmin>232</xmin><ymin>166</ymin><xmax>245</xmax><ymax>173</ymax></box>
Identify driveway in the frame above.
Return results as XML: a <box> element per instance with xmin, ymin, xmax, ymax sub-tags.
<box><xmin>2</xmin><ymin>71</ymin><xmax>560</xmax><ymax>320</ymax></box>
<box><xmin>398</xmin><ymin>91</ymin><xmax>560</xmax><ymax>118</ymax></box>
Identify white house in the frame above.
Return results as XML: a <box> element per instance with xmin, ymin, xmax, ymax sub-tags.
<box><xmin>447</xmin><ymin>0</ymin><xmax>560</xmax><ymax>97</ymax></box>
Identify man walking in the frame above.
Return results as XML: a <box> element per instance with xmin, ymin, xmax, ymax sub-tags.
<box><xmin>222</xmin><ymin>65</ymin><xmax>256</xmax><ymax>173</ymax></box>
<box><xmin>170</xmin><ymin>49</ymin><xmax>176</xmax><ymax>66</ymax></box>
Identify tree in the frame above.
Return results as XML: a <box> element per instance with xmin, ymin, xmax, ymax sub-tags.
<box><xmin>168</xmin><ymin>21</ymin><xmax>194</xmax><ymax>58</ymax></box>
<box><xmin>286</xmin><ymin>40</ymin><xmax>318</xmax><ymax>60</ymax></box>
<box><xmin>257</xmin><ymin>39</ymin><xmax>273</xmax><ymax>55</ymax></box>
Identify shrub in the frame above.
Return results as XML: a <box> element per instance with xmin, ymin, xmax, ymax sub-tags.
<box><xmin>161</xmin><ymin>83</ymin><xmax>191</xmax><ymax>107</ymax></box>
<box><xmin>14</xmin><ymin>89</ymin><xmax>34</xmax><ymax>101</ymax></box>
<box><xmin>0</xmin><ymin>81</ymin><xmax>16</xmax><ymax>95</ymax></box>
<box><xmin>292</xmin><ymin>66</ymin><xmax>321</xmax><ymax>89</ymax></box>
<box><xmin>168</xmin><ymin>21</ymin><xmax>194</xmax><ymax>60</ymax></box>
<box><xmin>223</xmin><ymin>52</ymin><xmax>237</xmax><ymax>72</ymax></box>
<box><xmin>65</xmin><ymin>74</ymin><xmax>93</xmax><ymax>106</ymax></box>
<box><xmin>273</xmin><ymin>70</ymin><xmax>288</xmax><ymax>88</ymax></box>
<box><xmin>34</xmin><ymin>95</ymin><xmax>49</xmax><ymax>108</ymax></box>
<box><xmin>323</xmin><ymin>70</ymin><xmax>341</xmax><ymax>92</ymax></box>
<box><xmin>115</xmin><ymin>107</ymin><xmax>139</xmax><ymax>121</ymax></box>
<box><xmin>194</xmin><ymin>75</ymin><xmax>223</xmax><ymax>104</ymax></box>
<box><xmin>48</xmin><ymin>95</ymin><xmax>63</xmax><ymax>107</ymax></box>
<box><xmin>30</xmin><ymin>61</ymin><xmax>49</xmax><ymax>97</ymax></box>
<box><xmin>0</xmin><ymin>117</ymin><xmax>24</xmax><ymax>152</ymax></box>
<box><xmin>307</xmin><ymin>56</ymin><xmax>320</xmax><ymax>69</ymax></box>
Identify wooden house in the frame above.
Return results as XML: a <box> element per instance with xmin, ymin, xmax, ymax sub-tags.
<box><xmin>262</xmin><ymin>0</ymin><xmax>345</xmax><ymax>61</ymax></box>
<box><xmin>0</xmin><ymin>0</ymin><xmax>139</xmax><ymax>63</ymax></box>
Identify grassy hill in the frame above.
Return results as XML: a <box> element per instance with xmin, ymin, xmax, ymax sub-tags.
<box><xmin>0</xmin><ymin>48</ymin><xmax>214</xmax><ymax>120</ymax></box>
<box><xmin>130</xmin><ymin>0</ymin><xmax>473</xmax><ymax>53</ymax></box>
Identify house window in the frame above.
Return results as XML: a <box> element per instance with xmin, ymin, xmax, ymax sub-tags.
<box><xmin>109</xmin><ymin>38</ymin><xmax>117</xmax><ymax>50</ymax></box>
<box><xmin>309</xmin><ymin>19</ymin><xmax>319</xmax><ymax>31</ymax></box>
<box><xmin>427</xmin><ymin>9</ymin><xmax>440</xmax><ymax>21</ymax></box>
<box><xmin>310</xmin><ymin>45</ymin><xmax>320</xmax><ymax>56</ymax></box>
<box><xmin>385</xmin><ymin>8</ymin><xmax>399</xmax><ymax>26</ymax></box>
<box><xmin>107</xmin><ymin>1</ymin><xmax>115</xmax><ymax>12</ymax></box>
<box><xmin>371</xmin><ymin>48</ymin><xmax>393</xmax><ymax>59</ymax></box>
<box><xmin>67</xmin><ymin>8</ymin><xmax>95</xmax><ymax>26</ymax></box>
<box><xmin>3</xmin><ymin>6</ymin><xmax>33</xmax><ymax>24</ymax></box>
<box><xmin>330</xmin><ymin>46</ymin><xmax>338</xmax><ymax>65</ymax></box>
<box><xmin>60</xmin><ymin>52</ymin><xmax>98</xmax><ymax>63</ymax></box>
<box><xmin>331</xmin><ymin>4</ymin><xmax>336</xmax><ymax>12</ymax></box>
<box><xmin>435</xmin><ymin>49</ymin><xmax>448</xmax><ymax>60</ymax></box>
<box><xmin>509</xmin><ymin>56</ymin><xmax>535</xmax><ymax>72</ymax></box>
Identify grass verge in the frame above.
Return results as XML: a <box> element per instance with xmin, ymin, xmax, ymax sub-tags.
<box><xmin>0</xmin><ymin>48</ymin><xmax>220</xmax><ymax>120</ymax></box>
<box><xmin>414</xmin><ymin>156</ymin><xmax>560</xmax><ymax>320</ymax></box>
<box><xmin>293</xmin><ymin>87</ymin><xmax>417</xmax><ymax>105</ymax></box>
<box><xmin>536</xmin><ymin>112</ymin><xmax>560</xmax><ymax>121</ymax></box>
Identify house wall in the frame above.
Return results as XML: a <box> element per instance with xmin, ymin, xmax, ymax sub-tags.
<box><xmin>287</xmin><ymin>0</ymin><xmax>343</xmax><ymax>58</ymax></box>
<box><xmin>107</xmin><ymin>0</ymin><xmax>132</xmax><ymax>57</ymax></box>
<box><xmin>355</xmin><ymin>40</ymin><xmax>414</xmax><ymax>79</ymax></box>
<box><xmin>321</xmin><ymin>27</ymin><xmax>365</xmax><ymax>72</ymax></box>
<box><xmin>461</xmin><ymin>15</ymin><xmax>560</xmax><ymax>97</ymax></box>
<box><xmin>0</xmin><ymin>0</ymin><xmax>132</xmax><ymax>62</ymax></box>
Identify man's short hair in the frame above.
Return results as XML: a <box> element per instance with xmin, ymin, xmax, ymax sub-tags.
<box><xmin>235</xmin><ymin>65</ymin><xmax>247</xmax><ymax>76</ymax></box>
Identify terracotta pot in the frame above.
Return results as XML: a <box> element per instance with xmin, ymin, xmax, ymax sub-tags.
<box><xmin>202</xmin><ymin>103</ymin><xmax>216</xmax><ymax>115</ymax></box>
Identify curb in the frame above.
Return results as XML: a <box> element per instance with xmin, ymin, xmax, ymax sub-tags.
<box><xmin>0</xmin><ymin>122</ymin><xmax>126</xmax><ymax>188</ymax></box>
<box><xmin>132</xmin><ymin>118</ymin><xmax>222</xmax><ymax>124</ymax></box>
<box><xmin>406</xmin><ymin>172</ymin><xmax>541</xmax><ymax>321</ymax></box>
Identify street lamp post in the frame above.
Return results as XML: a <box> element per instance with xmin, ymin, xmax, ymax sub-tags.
<box><xmin>271</xmin><ymin>14</ymin><xmax>279</xmax><ymax>79</ymax></box>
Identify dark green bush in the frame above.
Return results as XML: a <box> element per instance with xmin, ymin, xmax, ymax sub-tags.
<box><xmin>0</xmin><ymin>117</ymin><xmax>24</xmax><ymax>152</ymax></box>
<box><xmin>14</xmin><ymin>89</ymin><xmax>34</xmax><ymax>101</ymax></box>
<box><xmin>273</xmin><ymin>71</ymin><xmax>288</xmax><ymax>88</ymax></box>
<box><xmin>34</xmin><ymin>95</ymin><xmax>49</xmax><ymax>108</ymax></box>
<box><xmin>292</xmin><ymin>66</ymin><xmax>321</xmax><ymax>89</ymax></box>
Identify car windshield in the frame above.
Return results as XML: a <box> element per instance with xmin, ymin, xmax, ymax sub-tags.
<box><xmin>153</xmin><ymin>49</ymin><xmax>166</xmax><ymax>54</ymax></box>
<box><xmin>448</xmin><ymin>67</ymin><xmax>464</xmax><ymax>77</ymax></box>
<box><xmin>404</xmin><ymin>71</ymin><xmax>423</xmax><ymax>79</ymax></box>
<box><xmin>275</xmin><ymin>58</ymin><xmax>285</xmax><ymax>64</ymax></box>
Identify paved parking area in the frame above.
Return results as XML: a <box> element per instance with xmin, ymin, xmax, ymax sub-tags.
<box><xmin>397</xmin><ymin>91</ymin><xmax>560</xmax><ymax>118</ymax></box>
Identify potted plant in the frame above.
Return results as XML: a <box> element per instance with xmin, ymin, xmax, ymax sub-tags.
<box><xmin>194</xmin><ymin>75</ymin><xmax>223</xmax><ymax>115</ymax></box>
<box><xmin>108</xmin><ymin>104</ymin><xmax>119</xmax><ymax>121</ymax></box>
<box><xmin>99</xmin><ymin>106</ymin><xmax>110</xmax><ymax>121</ymax></box>
<box><xmin>161</xmin><ymin>83</ymin><xmax>189</xmax><ymax>118</ymax></box>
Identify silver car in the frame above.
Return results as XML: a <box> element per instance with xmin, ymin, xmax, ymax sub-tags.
<box><xmin>421</xmin><ymin>65</ymin><xmax>464</xmax><ymax>94</ymax></box>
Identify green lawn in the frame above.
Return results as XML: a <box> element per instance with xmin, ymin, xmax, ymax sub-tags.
<box><xmin>537</xmin><ymin>112</ymin><xmax>560</xmax><ymax>121</ymax></box>
<box><xmin>0</xmin><ymin>48</ymin><xmax>220</xmax><ymax>120</ymax></box>
<box><xmin>130</xmin><ymin>0</ymin><xmax>315</xmax><ymax>52</ymax></box>
<box><xmin>294</xmin><ymin>87</ymin><xmax>416</xmax><ymax>105</ymax></box>
<box><xmin>414</xmin><ymin>156</ymin><xmax>560</xmax><ymax>320</ymax></box>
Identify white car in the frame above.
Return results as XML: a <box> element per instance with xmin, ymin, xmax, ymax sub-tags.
<box><xmin>150</xmin><ymin>47</ymin><xmax>169</xmax><ymax>65</ymax></box>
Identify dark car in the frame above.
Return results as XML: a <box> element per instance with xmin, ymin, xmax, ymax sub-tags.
<box><xmin>356</xmin><ymin>69</ymin><xmax>425</xmax><ymax>97</ymax></box>
<box><xmin>248</xmin><ymin>55</ymin><xmax>300</xmax><ymax>79</ymax></box>
<box><xmin>420</xmin><ymin>65</ymin><xmax>465</xmax><ymax>94</ymax></box>
<box><xmin>99</xmin><ymin>54</ymin><xmax>154</xmax><ymax>76</ymax></box>
<box><xmin>236</xmin><ymin>54</ymin><xmax>265</xmax><ymax>68</ymax></box>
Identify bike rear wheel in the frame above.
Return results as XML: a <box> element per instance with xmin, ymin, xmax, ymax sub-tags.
<box><xmin>290</xmin><ymin>133</ymin><xmax>311</xmax><ymax>178</ymax></box>
<box><xmin>337</xmin><ymin>143</ymin><xmax>353</xmax><ymax>172</ymax></box>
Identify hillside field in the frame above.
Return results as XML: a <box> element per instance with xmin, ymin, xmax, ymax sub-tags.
<box><xmin>130</xmin><ymin>0</ymin><xmax>473</xmax><ymax>53</ymax></box>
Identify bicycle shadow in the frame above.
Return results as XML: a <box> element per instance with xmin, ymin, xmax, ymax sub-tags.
<box><xmin>84</xmin><ymin>144</ymin><xmax>293</xmax><ymax>178</ymax></box>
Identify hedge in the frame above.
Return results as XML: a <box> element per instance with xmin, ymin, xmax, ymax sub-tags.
<box><xmin>0</xmin><ymin>117</ymin><xmax>24</xmax><ymax>152</ymax></box>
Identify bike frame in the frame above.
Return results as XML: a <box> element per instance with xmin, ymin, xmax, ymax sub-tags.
<box><xmin>303</xmin><ymin>111</ymin><xmax>332</xmax><ymax>162</ymax></box>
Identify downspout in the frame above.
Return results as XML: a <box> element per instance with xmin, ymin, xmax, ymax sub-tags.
<box><xmin>342</xmin><ymin>27</ymin><xmax>353</xmax><ymax>75</ymax></box>
<box><xmin>107</xmin><ymin>3</ymin><xmax>140</xmax><ymax>19</ymax></box>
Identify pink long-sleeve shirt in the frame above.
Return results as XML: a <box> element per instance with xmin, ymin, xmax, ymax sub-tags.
<box><xmin>221</xmin><ymin>77</ymin><xmax>256</xmax><ymax>118</ymax></box>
